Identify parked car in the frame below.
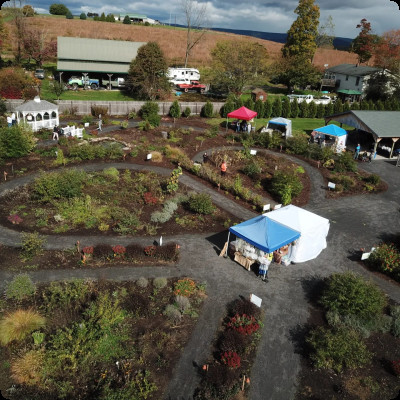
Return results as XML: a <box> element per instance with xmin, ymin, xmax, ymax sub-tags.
<box><xmin>34</xmin><ymin>69</ymin><xmax>45</xmax><ymax>79</ymax></box>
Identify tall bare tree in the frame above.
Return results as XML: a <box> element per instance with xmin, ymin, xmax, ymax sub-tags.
<box><xmin>4</xmin><ymin>0</ymin><xmax>26</xmax><ymax>65</ymax></box>
<box><xmin>180</xmin><ymin>0</ymin><xmax>209</xmax><ymax>67</ymax></box>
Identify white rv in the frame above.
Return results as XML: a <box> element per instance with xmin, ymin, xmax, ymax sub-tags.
<box><xmin>167</xmin><ymin>67</ymin><xmax>200</xmax><ymax>82</ymax></box>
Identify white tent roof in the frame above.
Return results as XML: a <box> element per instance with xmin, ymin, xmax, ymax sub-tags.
<box><xmin>268</xmin><ymin>205</ymin><xmax>329</xmax><ymax>263</ymax></box>
<box><xmin>268</xmin><ymin>117</ymin><xmax>292</xmax><ymax>137</ymax></box>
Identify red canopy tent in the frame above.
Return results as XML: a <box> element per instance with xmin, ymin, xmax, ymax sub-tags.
<box><xmin>226</xmin><ymin>106</ymin><xmax>258</xmax><ymax>132</ymax></box>
<box><xmin>227</xmin><ymin>106</ymin><xmax>257</xmax><ymax>120</ymax></box>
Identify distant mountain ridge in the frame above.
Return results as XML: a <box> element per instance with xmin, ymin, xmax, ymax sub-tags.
<box><xmin>209</xmin><ymin>27</ymin><xmax>354</xmax><ymax>50</ymax></box>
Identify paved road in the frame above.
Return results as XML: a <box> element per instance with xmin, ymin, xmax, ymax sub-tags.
<box><xmin>0</xmin><ymin>150</ymin><xmax>399</xmax><ymax>400</ymax></box>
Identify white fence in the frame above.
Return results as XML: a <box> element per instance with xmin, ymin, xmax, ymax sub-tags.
<box><xmin>6</xmin><ymin>100</ymin><xmax>225</xmax><ymax>116</ymax></box>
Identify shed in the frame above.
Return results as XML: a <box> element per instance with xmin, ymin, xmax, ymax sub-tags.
<box><xmin>15</xmin><ymin>97</ymin><xmax>59</xmax><ymax>132</ymax></box>
<box><xmin>251</xmin><ymin>88</ymin><xmax>267</xmax><ymax>102</ymax></box>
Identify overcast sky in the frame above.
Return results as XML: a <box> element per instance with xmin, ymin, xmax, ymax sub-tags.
<box><xmin>19</xmin><ymin>0</ymin><xmax>400</xmax><ymax>39</ymax></box>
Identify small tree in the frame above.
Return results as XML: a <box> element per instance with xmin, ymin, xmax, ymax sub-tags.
<box><xmin>325</xmin><ymin>102</ymin><xmax>334</xmax><ymax>115</ymax></box>
<box><xmin>50</xmin><ymin>81</ymin><xmax>65</xmax><ymax>100</ymax></box>
<box><xmin>281</xmin><ymin>97</ymin><xmax>291</xmax><ymax>118</ymax></box>
<box><xmin>299</xmin><ymin>101</ymin><xmax>309</xmax><ymax>118</ymax></box>
<box><xmin>183</xmin><ymin>107</ymin><xmax>191</xmax><ymax>118</ymax></box>
<box><xmin>272</xmin><ymin>97</ymin><xmax>282</xmax><ymax>117</ymax></box>
<box><xmin>140</xmin><ymin>101</ymin><xmax>161</xmax><ymax>127</ymax></box>
<box><xmin>316</xmin><ymin>103</ymin><xmax>325</xmax><ymax>118</ymax></box>
<box><xmin>290</xmin><ymin>99</ymin><xmax>299</xmax><ymax>118</ymax></box>
<box><xmin>244</xmin><ymin>97</ymin><xmax>255</xmax><ymax>111</ymax></box>
<box><xmin>352</xmin><ymin>19</ymin><xmax>374</xmax><ymax>64</ymax></box>
<box><xmin>49</xmin><ymin>3</ymin><xmax>70</xmax><ymax>15</ymax></box>
<box><xmin>202</xmin><ymin>101</ymin><xmax>214</xmax><ymax>118</ymax></box>
<box><xmin>221</xmin><ymin>99</ymin><xmax>235</xmax><ymax>118</ymax></box>
<box><xmin>123</xmin><ymin>15</ymin><xmax>131</xmax><ymax>24</ymax></box>
<box><xmin>308</xmin><ymin>101</ymin><xmax>317</xmax><ymax>118</ymax></box>
<box><xmin>79</xmin><ymin>12</ymin><xmax>86</xmax><ymax>20</ymax></box>
<box><xmin>264</xmin><ymin>99</ymin><xmax>273</xmax><ymax>118</ymax></box>
<box><xmin>254</xmin><ymin>99</ymin><xmax>264</xmax><ymax>118</ymax></box>
<box><xmin>100</xmin><ymin>12</ymin><xmax>106</xmax><ymax>21</ymax></box>
<box><xmin>66</xmin><ymin>11</ymin><xmax>73</xmax><ymax>19</ymax></box>
<box><xmin>169</xmin><ymin>100</ymin><xmax>181</xmax><ymax>122</ymax></box>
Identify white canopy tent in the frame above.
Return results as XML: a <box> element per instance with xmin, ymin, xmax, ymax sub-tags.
<box><xmin>267</xmin><ymin>205</ymin><xmax>330</xmax><ymax>263</ymax></box>
<box><xmin>261</xmin><ymin>117</ymin><xmax>292</xmax><ymax>138</ymax></box>
<box><xmin>15</xmin><ymin>97</ymin><xmax>59</xmax><ymax>132</ymax></box>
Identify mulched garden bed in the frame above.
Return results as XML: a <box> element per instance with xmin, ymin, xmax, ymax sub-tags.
<box><xmin>0</xmin><ymin>277</ymin><xmax>206</xmax><ymax>400</ymax></box>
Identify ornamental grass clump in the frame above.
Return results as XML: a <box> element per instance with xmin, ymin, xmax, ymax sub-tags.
<box><xmin>0</xmin><ymin>309</ymin><xmax>46</xmax><ymax>345</ymax></box>
<box><xmin>11</xmin><ymin>349</ymin><xmax>44</xmax><ymax>385</ymax></box>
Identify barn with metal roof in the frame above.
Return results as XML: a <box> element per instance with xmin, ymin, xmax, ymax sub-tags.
<box><xmin>57</xmin><ymin>37</ymin><xmax>147</xmax><ymax>74</ymax></box>
<box><xmin>325</xmin><ymin>110</ymin><xmax>400</xmax><ymax>157</ymax></box>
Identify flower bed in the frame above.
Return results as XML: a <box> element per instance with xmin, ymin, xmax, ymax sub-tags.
<box><xmin>365</xmin><ymin>241</ymin><xmax>400</xmax><ymax>282</ymax></box>
<box><xmin>194</xmin><ymin>298</ymin><xmax>263</xmax><ymax>399</ymax></box>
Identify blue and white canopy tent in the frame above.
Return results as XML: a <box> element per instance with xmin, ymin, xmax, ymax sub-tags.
<box><xmin>228</xmin><ymin>214</ymin><xmax>300</xmax><ymax>254</ymax></box>
<box><xmin>267</xmin><ymin>117</ymin><xmax>292</xmax><ymax>138</ymax></box>
<box><xmin>312</xmin><ymin>124</ymin><xmax>347</xmax><ymax>153</ymax></box>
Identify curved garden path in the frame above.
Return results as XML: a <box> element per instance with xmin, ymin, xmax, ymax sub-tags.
<box><xmin>0</xmin><ymin>147</ymin><xmax>400</xmax><ymax>399</ymax></box>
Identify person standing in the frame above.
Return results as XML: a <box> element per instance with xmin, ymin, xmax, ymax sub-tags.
<box><xmin>7</xmin><ymin>115</ymin><xmax>12</xmax><ymax>127</ymax></box>
<box><xmin>202</xmin><ymin>152</ymin><xmax>209</xmax><ymax>164</ymax></box>
<box><xmin>236</xmin><ymin>121</ymin><xmax>240</xmax><ymax>133</ymax></box>
<box><xmin>11</xmin><ymin>113</ymin><xmax>16</xmax><ymax>126</ymax></box>
<box><xmin>220</xmin><ymin>161</ymin><xmax>227</xmax><ymax>176</ymax></box>
<box><xmin>354</xmin><ymin>143</ymin><xmax>361</xmax><ymax>160</ymax></box>
<box><xmin>52</xmin><ymin>125</ymin><xmax>59</xmax><ymax>140</ymax></box>
<box><xmin>98</xmin><ymin>114</ymin><xmax>102</xmax><ymax>131</ymax></box>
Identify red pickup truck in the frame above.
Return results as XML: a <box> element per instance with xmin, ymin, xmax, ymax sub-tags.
<box><xmin>176</xmin><ymin>81</ymin><xmax>206</xmax><ymax>93</ymax></box>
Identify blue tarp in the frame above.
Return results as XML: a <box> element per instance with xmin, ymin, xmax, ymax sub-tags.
<box><xmin>314</xmin><ymin>124</ymin><xmax>347</xmax><ymax>137</ymax></box>
<box><xmin>229</xmin><ymin>215</ymin><xmax>300</xmax><ymax>253</ymax></box>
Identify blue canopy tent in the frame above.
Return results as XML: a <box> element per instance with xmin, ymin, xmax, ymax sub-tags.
<box><xmin>312</xmin><ymin>124</ymin><xmax>347</xmax><ymax>153</ymax></box>
<box><xmin>228</xmin><ymin>214</ymin><xmax>300</xmax><ymax>254</ymax></box>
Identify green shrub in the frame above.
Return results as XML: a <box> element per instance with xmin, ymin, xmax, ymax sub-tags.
<box><xmin>330</xmin><ymin>174</ymin><xmax>355</xmax><ymax>191</ymax></box>
<box><xmin>202</xmin><ymin>101</ymin><xmax>214</xmax><ymax>118</ymax></box>
<box><xmin>136</xmin><ymin>277</ymin><xmax>149</xmax><ymax>288</ymax></box>
<box><xmin>270</xmin><ymin>171</ymin><xmax>303</xmax><ymax>205</ymax></box>
<box><xmin>221</xmin><ymin>100</ymin><xmax>235</xmax><ymax>118</ymax></box>
<box><xmin>183</xmin><ymin>107</ymin><xmax>191</xmax><ymax>118</ymax></box>
<box><xmin>169</xmin><ymin>100</ymin><xmax>181</xmax><ymax>119</ymax></box>
<box><xmin>82</xmin><ymin>115</ymin><xmax>93</xmax><ymax>124</ymax></box>
<box><xmin>164</xmin><ymin>304</ymin><xmax>181</xmax><ymax>323</ymax></box>
<box><xmin>242</xmin><ymin>160</ymin><xmax>262</xmax><ymax>178</ymax></box>
<box><xmin>91</xmin><ymin>105</ymin><xmax>108</xmax><ymax>118</ymax></box>
<box><xmin>334</xmin><ymin>151</ymin><xmax>357</xmax><ymax>173</ymax></box>
<box><xmin>153</xmin><ymin>277</ymin><xmax>167</xmax><ymax>289</ymax></box>
<box><xmin>0</xmin><ymin>125</ymin><xmax>35</xmax><ymax>159</ymax></box>
<box><xmin>140</xmin><ymin>101</ymin><xmax>160</xmax><ymax>127</ymax></box>
<box><xmin>367</xmin><ymin>242</ymin><xmax>400</xmax><ymax>275</ymax></box>
<box><xmin>5</xmin><ymin>274</ymin><xmax>35</xmax><ymax>301</ymax></box>
<box><xmin>21</xmin><ymin>232</ymin><xmax>45</xmax><ymax>259</ymax></box>
<box><xmin>306</xmin><ymin>326</ymin><xmax>371</xmax><ymax>373</ymax></box>
<box><xmin>364</xmin><ymin>174</ymin><xmax>381</xmax><ymax>185</ymax></box>
<box><xmin>286</xmin><ymin>135</ymin><xmax>309</xmax><ymax>155</ymax></box>
<box><xmin>0</xmin><ymin>309</ymin><xmax>46</xmax><ymax>345</ymax></box>
<box><xmin>319</xmin><ymin>272</ymin><xmax>387</xmax><ymax>319</ymax></box>
<box><xmin>33</xmin><ymin>169</ymin><xmax>86</xmax><ymax>202</ymax></box>
<box><xmin>175</xmin><ymin>295</ymin><xmax>191</xmax><ymax>312</ymax></box>
<box><xmin>187</xmin><ymin>193</ymin><xmax>215</xmax><ymax>215</ymax></box>
<box><xmin>103</xmin><ymin>167</ymin><xmax>119</xmax><ymax>181</ymax></box>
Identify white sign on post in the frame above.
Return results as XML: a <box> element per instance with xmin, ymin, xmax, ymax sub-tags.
<box><xmin>250</xmin><ymin>294</ymin><xmax>262</xmax><ymax>308</ymax></box>
<box><xmin>250</xmin><ymin>149</ymin><xmax>257</xmax><ymax>155</ymax></box>
<box><xmin>328</xmin><ymin>182</ymin><xmax>336</xmax><ymax>190</ymax></box>
<box><xmin>146</xmin><ymin>153</ymin><xmax>152</xmax><ymax>160</ymax></box>
<box><xmin>263</xmin><ymin>204</ymin><xmax>270</xmax><ymax>211</ymax></box>
<box><xmin>84</xmin><ymin>122</ymin><xmax>89</xmax><ymax>127</ymax></box>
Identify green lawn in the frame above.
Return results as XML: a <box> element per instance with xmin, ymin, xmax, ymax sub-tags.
<box><xmin>208</xmin><ymin>117</ymin><xmax>353</xmax><ymax>135</ymax></box>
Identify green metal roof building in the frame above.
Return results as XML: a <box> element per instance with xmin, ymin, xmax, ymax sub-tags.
<box><xmin>57</xmin><ymin>37</ymin><xmax>147</xmax><ymax>74</ymax></box>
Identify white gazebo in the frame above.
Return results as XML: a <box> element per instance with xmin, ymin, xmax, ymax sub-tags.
<box><xmin>15</xmin><ymin>96</ymin><xmax>59</xmax><ymax>132</ymax></box>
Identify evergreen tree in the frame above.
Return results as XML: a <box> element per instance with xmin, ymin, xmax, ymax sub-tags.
<box><xmin>100</xmin><ymin>12</ymin><xmax>106</xmax><ymax>21</ymax></box>
<box><xmin>127</xmin><ymin>42</ymin><xmax>169</xmax><ymax>100</ymax></box>
<box><xmin>368</xmin><ymin>99</ymin><xmax>375</xmax><ymax>110</ymax></box>
<box><xmin>169</xmin><ymin>100</ymin><xmax>181</xmax><ymax>121</ymax></box>
<box><xmin>384</xmin><ymin>99</ymin><xmax>392</xmax><ymax>111</ymax></box>
<box><xmin>66</xmin><ymin>11</ymin><xmax>73</xmax><ymax>19</ymax></box>
<box><xmin>299</xmin><ymin>101</ymin><xmax>309</xmax><ymax>118</ymax></box>
<box><xmin>316</xmin><ymin>103</ymin><xmax>325</xmax><ymax>118</ymax></box>
<box><xmin>234</xmin><ymin>97</ymin><xmax>243</xmax><ymax>109</ymax></box>
<box><xmin>123</xmin><ymin>15</ymin><xmax>131</xmax><ymax>24</ymax></box>
<box><xmin>272</xmin><ymin>97</ymin><xmax>282</xmax><ymax>117</ymax></box>
<box><xmin>202</xmin><ymin>101</ymin><xmax>214</xmax><ymax>118</ymax></box>
<box><xmin>333</xmin><ymin>98</ymin><xmax>343</xmax><ymax>114</ymax></box>
<box><xmin>352</xmin><ymin>19</ymin><xmax>374</xmax><ymax>64</ymax></box>
<box><xmin>375</xmin><ymin>100</ymin><xmax>384</xmax><ymax>110</ymax></box>
<box><xmin>264</xmin><ymin>99</ymin><xmax>273</xmax><ymax>118</ymax></box>
<box><xmin>343</xmin><ymin>101</ymin><xmax>351</xmax><ymax>112</ymax></box>
<box><xmin>254</xmin><ymin>99</ymin><xmax>264</xmax><ymax>118</ymax></box>
<box><xmin>79</xmin><ymin>12</ymin><xmax>86</xmax><ymax>20</ymax></box>
<box><xmin>244</xmin><ymin>97</ymin><xmax>255</xmax><ymax>111</ymax></box>
<box><xmin>308</xmin><ymin>101</ymin><xmax>317</xmax><ymax>118</ymax></box>
<box><xmin>391</xmin><ymin>98</ymin><xmax>400</xmax><ymax>111</ymax></box>
<box><xmin>281</xmin><ymin>97</ymin><xmax>291</xmax><ymax>118</ymax></box>
<box><xmin>221</xmin><ymin>100</ymin><xmax>235</xmax><ymax>118</ymax></box>
<box><xmin>290</xmin><ymin>99</ymin><xmax>299</xmax><ymax>118</ymax></box>
<box><xmin>351</xmin><ymin>102</ymin><xmax>360</xmax><ymax>110</ymax></box>
<box><xmin>282</xmin><ymin>0</ymin><xmax>320</xmax><ymax>62</ymax></box>
<box><xmin>325</xmin><ymin>102</ymin><xmax>334</xmax><ymax>115</ymax></box>
<box><xmin>360</xmin><ymin>100</ymin><xmax>369</xmax><ymax>110</ymax></box>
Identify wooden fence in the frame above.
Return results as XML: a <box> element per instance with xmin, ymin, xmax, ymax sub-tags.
<box><xmin>6</xmin><ymin>99</ymin><xmax>226</xmax><ymax>116</ymax></box>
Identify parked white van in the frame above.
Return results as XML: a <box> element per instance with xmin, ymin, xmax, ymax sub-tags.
<box><xmin>167</xmin><ymin>68</ymin><xmax>200</xmax><ymax>82</ymax></box>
